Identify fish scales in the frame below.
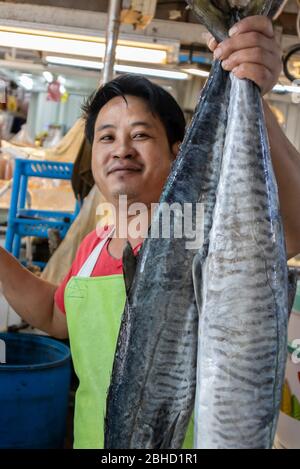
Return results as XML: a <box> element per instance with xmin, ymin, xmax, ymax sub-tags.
<box><xmin>186</xmin><ymin>0</ymin><xmax>288</xmax><ymax>449</ymax></box>
<box><xmin>104</xmin><ymin>61</ymin><xmax>231</xmax><ymax>449</ymax></box>
<box><xmin>105</xmin><ymin>0</ymin><xmax>288</xmax><ymax>449</ymax></box>
<box><xmin>195</xmin><ymin>73</ymin><xmax>288</xmax><ymax>448</ymax></box>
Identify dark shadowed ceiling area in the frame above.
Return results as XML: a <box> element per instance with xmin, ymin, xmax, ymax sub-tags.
<box><xmin>1</xmin><ymin>0</ymin><xmax>299</xmax><ymax>34</ymax></box>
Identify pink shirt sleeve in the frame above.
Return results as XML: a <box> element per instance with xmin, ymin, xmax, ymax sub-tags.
<box><xmin>54</xmin><ymin>267</ymin><xmax>74</xmax><ymax>315</ymax></box>
<box><xmin>54</xmin><ymin>230</ymin><xmax>100</xmax><ymax>314</ymax></box>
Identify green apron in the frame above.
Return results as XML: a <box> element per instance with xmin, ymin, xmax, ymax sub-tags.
<box><xmin>65</xmin><ymin>229</ymin><xmax>194</xmax><ymax>449</ymax></box>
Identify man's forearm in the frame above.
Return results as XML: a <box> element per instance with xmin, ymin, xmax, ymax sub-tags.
<box><xmin>264</xmin><ymin>100</ymin><xmax>300</xmax><ymax>258</ymax></box>
<box><xmin>0</xmin><ymin>247</ymin><xmax>57</xmax><ymax>333</ymax></box>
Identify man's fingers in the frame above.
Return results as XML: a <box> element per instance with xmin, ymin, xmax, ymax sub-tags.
<box><xmin>207</xmin><ymin>15</ymin><xmax>281</xmax><ymax>96</ymax></box>
<box><xmin>213</xmin><ymin>32</ymin><xmax>279</xmax><ymax>60</ymax></box>
<box><xmin>208</xmin><ymin>36</ymin><xmax>218</xmax><ymax>51</ymax></box>
<box><xmin>221</xmin><ymin>48</ymin><xmax>279</xmax><ymax>76</ymax></box>
<box><xmin>232</xmin><ymin>62</ymin><xmax>274</xmax><ymax>94</ymax></box>
<box><xmin>205</xmin><ymin>32</ymin><xmax>218</xmax><ymax>51</ymax></box>
<box><xmin>229</xmin><ymin>15</ymin><xmax>274</xmax><ymax>38</ymax></box>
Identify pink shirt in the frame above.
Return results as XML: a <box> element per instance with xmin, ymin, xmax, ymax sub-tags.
<box><xmin>54</xmin><ymin>227</ymin><xmax>142</xmax><ymax>314</ymax></box>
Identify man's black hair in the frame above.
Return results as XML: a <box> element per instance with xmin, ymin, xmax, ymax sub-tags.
<box><xmin>82</xmin><ymin>74</ymin><xmax>186</xmax><ymax>148</ymax></box>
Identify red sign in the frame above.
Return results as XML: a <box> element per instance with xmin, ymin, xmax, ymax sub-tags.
<box><xmin>47</xmin><ymin>81</ymin><xmax>61</xmax><ymax>102</ymax></box>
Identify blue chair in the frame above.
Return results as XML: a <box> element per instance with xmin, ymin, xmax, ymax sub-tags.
<box><xmin>5</xmin><ymin>158</ymin><xmax>79</xmax><ymax>265</ymax></box>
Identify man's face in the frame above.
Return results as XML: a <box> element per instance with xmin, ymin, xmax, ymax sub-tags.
<box><xmin>92</xmin><ymin>95</ymin><xmax>179</xmax><ymax>207</ymax></box>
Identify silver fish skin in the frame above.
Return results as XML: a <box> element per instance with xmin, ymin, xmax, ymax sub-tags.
<box><xmin>187</xmin><ymin>0</ymin><xmax>289</xmax><ymax>449</ymax></box>
<box><xmin>104</xmin><ymin>60</ymin><xmax>231</xmax><ymax>449</ymax></box>
<box><xmin>195</xmin><ymin>73</ymin><xmax>288</xmax><ymax>449</ymax></box>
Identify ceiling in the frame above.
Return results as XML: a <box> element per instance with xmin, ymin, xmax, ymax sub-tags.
<box><xmin>0</xmin><ymin>0</ymin><xmax>299</xmax><ymax>33</ymax></box>
<box><xmin>0</xmin><ymin>0</ymin><xmax>299</xmax><ymax>95</ymax></box>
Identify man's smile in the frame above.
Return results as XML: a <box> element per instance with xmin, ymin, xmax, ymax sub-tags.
<box><xmin>107</xmin><ymin>163</ymin><xmax>143</xmax><ymax>176</ymax></box>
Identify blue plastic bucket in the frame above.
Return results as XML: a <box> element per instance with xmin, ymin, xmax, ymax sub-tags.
<box><xmin>0</xmin><ymin>332</ymin><xmax>71</xmax><ymax>448</ymax></box>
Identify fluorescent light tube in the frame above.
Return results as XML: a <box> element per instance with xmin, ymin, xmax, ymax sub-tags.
<box><xmin>43</xmin><ymin>71</ymin><xmax>53</xmax><ymax>83</ymax></box>
<box><xmin>114</xmin><ymin>64</ymin><xmax>189</xmax><ymax>80</ymax></box>
<box><xmin>0</xmin><ymin>29</ymin><xmax>167</xmax><ymax>64</ymax></box>
<box><xmin>46</xmin><ymin>56</ymin><xmax>189</xmax><ymax>80</ymax></box>
<box><xmin>181</xmin><ymin>68</ymin><xmax>210</xmax><ymax>77</ymax></box>
<box><xmin>46</xmin><ymin>56</ymin><xmax>103</xmax><ymax>69</ymax></box>
<box><xmin>272</xmin><ymin>84</ymin><xmax>300</xmax><ymax>94</ymax></box>
<box><xmin>19</xmin><ymin>74</ymin><xmax>33</xmax><ymax>90</ymax></box>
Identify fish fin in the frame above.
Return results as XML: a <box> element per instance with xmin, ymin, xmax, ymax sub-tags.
<box><xmin>122</xmin><ymin>241</ymin><xmax>137</xmax><ymax>297</ymax></box>
<box><xmin>186</xmin><ymin>0</ymin><xmax>230</xmax><ymax>42</ymax></box>
<box><xmin>288</xmin><ymin>268</ymin><xmax>298</xmax><ymax>318</ymax></box>
<box><xmin>192</xmin><ymin>252</ymin><xmax>203</xmax><ymax>313</ymax></box>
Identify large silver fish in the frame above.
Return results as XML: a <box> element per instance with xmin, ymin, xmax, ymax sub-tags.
<box><xmin>104</xmin><ymin>58</ymin><xmax>231</xmax><ymax>448</ymax></box>
<box><xmin>189</xmin><ymin>0</ymin><xmax>289</xmax><ymax>449</ymax></box>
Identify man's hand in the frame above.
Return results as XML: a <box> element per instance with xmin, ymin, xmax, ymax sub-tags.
<box><xmin>0</xmin><ymin>246</ymin><xmax>68</xmax><ymax>339</ymax></box>
<box><xmin>207</xmin><ymin>16</ymin><xmax>282</xmax><ymax>95</ymax></box>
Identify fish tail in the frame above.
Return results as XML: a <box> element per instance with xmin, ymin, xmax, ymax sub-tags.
<box><xmin>186</xmin><ymin>0</ymin><xmax>230</xmax><ymax>42</ymax></box>
<box><xmin>186</xmin><ymin>1</ymin><xmax>284</xmax><ymax>42</ymax></box>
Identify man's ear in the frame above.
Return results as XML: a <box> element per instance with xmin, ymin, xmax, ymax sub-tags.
<box><xmin>171</xmin><ymin>141</ymin><xmax>181</xmax><ymax>159</ymax></box>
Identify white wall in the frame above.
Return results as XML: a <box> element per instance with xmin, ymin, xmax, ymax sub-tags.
<box><xmin>0</xmin><ymin>294</ymin><xmax>21</xmax><ymax>331</ymax></box>
<box><xmin>264</xmin><ymin>95</ymin><xmax>300</xmax><ymax>152</ymax></box>
<box><xmin>27</xmin><ymin>91</ymin><xmax>87</xmax><ymax>140</ymax></box>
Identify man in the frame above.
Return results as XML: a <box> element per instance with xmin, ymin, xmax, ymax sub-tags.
<box><xmin>0</xmin><ymin>16</ymin><xmax>300</xmax><ymax>448</ymax></box>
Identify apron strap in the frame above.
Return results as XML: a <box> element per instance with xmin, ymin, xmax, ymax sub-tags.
<box><xmin>77</xmin><ymin>226</ymin><xmax>115</xmax><ymax>278</ymax></box>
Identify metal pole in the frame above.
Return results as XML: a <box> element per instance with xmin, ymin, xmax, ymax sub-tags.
<box><xmin>101</xmin><ymin>0</ymin><xmax>122</xmax><ymax>85</ymax></box>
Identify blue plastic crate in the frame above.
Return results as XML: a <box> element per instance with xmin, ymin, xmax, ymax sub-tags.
<box><xmin>5</xmin><ymin>158</ymin><xmax>79</xmax><ymax>263</ymax></box>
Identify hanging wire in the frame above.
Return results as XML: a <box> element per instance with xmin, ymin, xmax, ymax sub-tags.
<box><xmin>297</xmin><ymin>0</ymin><xmax>300</xmax><ymax>39</ymax></box>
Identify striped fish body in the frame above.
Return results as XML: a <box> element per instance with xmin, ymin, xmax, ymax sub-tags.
<box><xmin>195</xmin><ymin>74</ymin><xmax>288</xmax><ymax>449</ymax></box>
<box><xmin>104</xmin><ymin>61</ymin><xmax>230</xmax><ymax>449</ymax></box>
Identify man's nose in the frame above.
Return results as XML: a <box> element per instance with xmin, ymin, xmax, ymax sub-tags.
<box><xmin>112</xmin><ymin>141</ymin><xmax>137</xmax><ymax>159</ymax></box>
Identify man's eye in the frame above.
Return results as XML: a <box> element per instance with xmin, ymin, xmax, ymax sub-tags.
<box><xmin>133</xmin><ymin>133</ymin><xmax>148</xmax><ymax>139</ymax></box>
<box><xmin>99</xmin><ymin>135</ymin><xmax>113</xmax><ymax>142</ymax></box>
